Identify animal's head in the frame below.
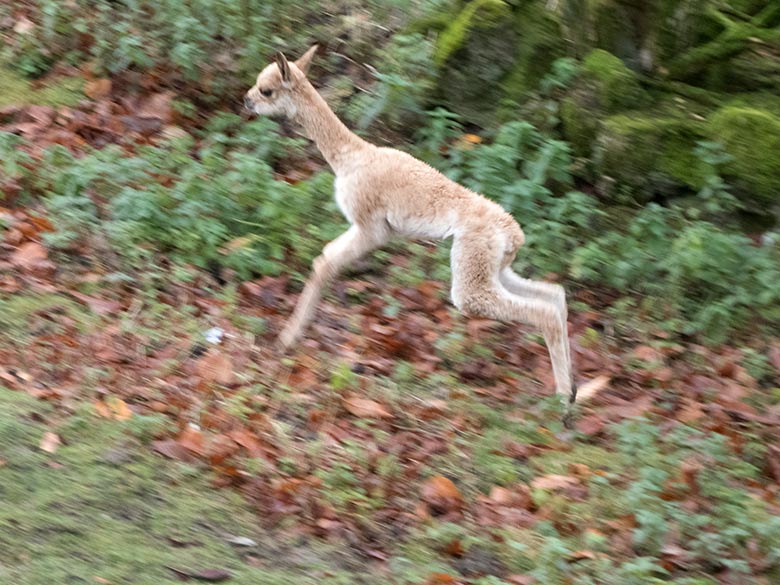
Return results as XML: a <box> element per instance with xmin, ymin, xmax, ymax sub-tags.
<box><xmin>244</xmin><ymin>45</ymin><xmax>318</xmax><ymax>118</ymax></box>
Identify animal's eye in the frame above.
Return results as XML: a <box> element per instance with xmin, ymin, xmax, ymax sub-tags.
<box><xmin>260</xmin><ymin>88</ymin><xmax>273</xmax><ymax>97</ymax></box>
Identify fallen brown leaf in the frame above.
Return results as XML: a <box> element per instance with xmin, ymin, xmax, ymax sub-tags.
<box><xmin>69</xmin><ymin>291</ymin><xmax>123</xmax><ymax>316</ymax></box>
<box><xmin>575</xmin><ymin>375</ymin><xmax>610</xmax><ymax>402</ymax></box>
<box><xmin>342</xmin><ymin>394</ymin><xmax>392</xmax><ymax>418</ymax></box>
<box><xmin>10</xmin><ymin>241</ymin><xmax>47</xmax><ymax>269</ymax></box>
<box><xmin>421</xmin><ymin>475</ymin><xmax>463</xmax><ymax>515</ymax></box>
<box><xmin>487</xmin><ymin>484</ymin><xmax>533</xmax><ymax>509</ymax></box>
<box><xmin>567</xmin><ymin>550</ymin><xmax>597</xmax><ymax>562</ymax></box>
<box><xmin>204</xmin><ymin>434</ymin><xmax>239</xmax><ymax>464</ymax></box>
<box><xmin>137</xmin><ymin>91</ymin><xmax>174</xmax><ymax>123</ymax></box>
<box><xmin>14</xmin><ymin>17</ymin><xmax>35</xmax><ymax>35</ymax></box>
<box><xmin>178</xmin><ymin>425</ymin><xmax>206</xmax><ymax>456</ymax></box>
<box><xmin>197</xmin><ymin>351</ymin><xmax>235</xmax><ymax>385</ymax></box>
<box><xmin>0</xmin><ymin>367</ymin><xmax>32</xmax><ymax>388</ymax></box>
<box><xmin>632</xmin><ymin>345</ymin><xmax>663</xmax><ymax>363</ymax></box>
<box><xmin>165</xmin><ymin>567</ymin><xmax>232</xmax><ymax>582</ymax></box>
<box><xmin>677</xmin><ymin>399</ymin><xmax>705</xmax><ymax>424</ymax></box>
<box><xmin>228</xmin><ymin>428</ymin><xmax>266</xmax><ymax>458</ymax></box>
<box><xmin>488</xmin><ymin>486</ymin><xmax>514</xmax><ymax>506</ymax></box>
<box><xmin>506</xmin><ymin>576</ymin><xmax>535</xmax><ymax>585</ymax></box>
<box><xmin>107</xmin><ymin>396</ymin><xmax>132</xmax><ymax>420</ymax></box>
<box><xmin>94</xmin><ymin>400</ymin><xmax>112</xmax><ymax>418</ymax></box>
<box><xmin>94</xmin><ymin>397</ymin><xmax>133</xmax><ymax>420</ymax></box>
<box><xmin>152</xmin><ymin>439</ymin><xmax>198</xmax><ymax>463</ymax></box>
<box><xmin>575</xmin><ymin>414</ymin><xmax>605</xmax><ymax>436</ymax></box>
<box><xmin>531</xmin><ymin>474</ymin><xmax>580</xmax><ymax>491</ymax></box>
<box><xmin>39</xmin><ymin>432</ymin><xmax>61</xmax><ymax>454</ymax></box>
<box><xmin>767</xmin><ymin>445</ymin><xmax>780</xmax><ymax>482</ymax></box>
<box><xmin>426</xmin><ymin>573</ymin><xmax>457</xmax><ymax>584</ymax></box>
<box><xmin>603</xmin><ymin>395</ymin><xmax>654</xmax><ymax>420</ymax></box>
<box><xmin>84</xmin><ymin>79</ymin><xmax>112</xmax><ymax>100</ymax></box>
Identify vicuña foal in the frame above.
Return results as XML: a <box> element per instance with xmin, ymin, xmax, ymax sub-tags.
<box><xmin>245</xmin><ymin>46</ymin><xmax>577</xmax><ymax>420</ymax></box>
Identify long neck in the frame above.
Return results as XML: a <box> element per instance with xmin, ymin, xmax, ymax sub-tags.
<box><xmin>292</xmin><ymin>82</ymin><xmax>368</xmax><ymax>172</ymax></box>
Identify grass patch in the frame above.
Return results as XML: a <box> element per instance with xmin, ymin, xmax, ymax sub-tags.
<box><xmin>0</xmin><ymin>64</ymin><xmax>84</xmax><ymax>108</ymax></box>
<box><xmin>0</xmin><ymin>387</ymin><xmax>365</xmax><ymax>585</ymax></box>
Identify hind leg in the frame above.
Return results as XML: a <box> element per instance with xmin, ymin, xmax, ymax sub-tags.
<box><xmin>450</xmin><ymin>235</ymin><xmax>574</xmax><ymax>412</ymax></box>
<box><xmin>500</xmin><ymin>267</ymin><xmax>574</xmax><ymax>391</ymax></box>
<box><xmin>499</xmin><ymin>267</ymin><xmax>567</xmax><ymax>321</ymax></box>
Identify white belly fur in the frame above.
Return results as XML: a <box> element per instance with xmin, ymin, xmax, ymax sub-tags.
<box><xmin>335</xmin><ymin>175</ymin><xmax>455</xmax><ymax>240</ymax></box>
<box><xmin>386</xmin><ymin>210</ymin><xmax>455</xmax><ymax>240</ymax></box>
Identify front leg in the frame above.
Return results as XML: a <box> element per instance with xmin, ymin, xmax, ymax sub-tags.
<box><xmin>278</xmin><ymin>223</ymin><xmax>387</xmax><ymax>351</ymax></box>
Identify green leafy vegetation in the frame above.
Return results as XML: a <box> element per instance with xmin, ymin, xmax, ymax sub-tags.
<box><xmin>2</xmin><ymin>116</ymin><xmax>343</xmax><ymax>279</ymax></box>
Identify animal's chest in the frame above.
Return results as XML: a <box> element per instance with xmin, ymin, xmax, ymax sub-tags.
<box><xmin>334</xmin><ymin>176</ymin><xmax>359</xmax><ymax>223</ymax></box>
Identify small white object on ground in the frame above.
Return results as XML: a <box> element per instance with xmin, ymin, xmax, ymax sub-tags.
<box><xmin>225</xmin><ymin>535</ymin><xmax>257</xmax><ymax>547</ymax></box>
<box><xmin>205</xmin><ymin>327</ymin><xmax>224</xmax><ymax>344</ymax></box>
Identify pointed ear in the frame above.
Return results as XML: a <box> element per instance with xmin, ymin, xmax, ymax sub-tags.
<box><xmin>294</xmin><ymin>44</ymin><xmax>319</xmax><ymax>76</ymax></box>
<box><xmin>275</xmin><ymin>52</ymin><xmax>291</xmax><ymax>84</ymax></box>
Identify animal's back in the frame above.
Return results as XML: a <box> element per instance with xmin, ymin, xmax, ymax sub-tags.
<box><xmin>342</xmin><ymin>146</ymin><xmax>521</xmax><ymax>244</ymax></box>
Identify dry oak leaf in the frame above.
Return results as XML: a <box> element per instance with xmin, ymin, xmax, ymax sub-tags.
<box><xmin>0</xmin><ymin>367</ymin><xmax>32</xmax><ymax>388</ymax></box>
<box><xmin>426</xmin><ymin>573</ymin><xmax>458</xmax><ymax>584</ymax></box>
<box><xmin>342</xmin><ymin>394</ymin><xmax>392</xmax><ymax>418</ymax></box>
<box><xmin>69</xmin><ymin>291</ymin><xmax>123</xmax><ymax>316</ymax></box>
<box><xmin>506</xmin><ymin>576</ymin><xmax>535</xmax><ymax>585</ymax></box>
<box><xmin>567</xmin><ymin>550</ymin><xmax>597</xmax><ymax>563</ymax></box>
<box><xmin>94</xmin><ymin>400</ymin><xmax>111</xmax><ymax>419</ymax></box>
<box><xmin>575</xmin><ymin>375</ymin><xmax>610</xmax><ymax>402</ymax></box>
<box><xmin>108</xmin><ymin>396</ymin><xmax>132</xmax><ymax>420</ymax></box>
<box><xmin>421</xmin><ymin>475</ymin><xmax>463</xmax><ymax>514</ymax></box>
<box><xmin>178</xmin><ymin>425</ymin><xmax>206</xmax><ymax>456</ymax></box>
<box><xmin>14</xmin><ymin>17</ymin><xmax>35</xmax><ymax>34</ymax></box>
<box><xmin>152</xmin><ymin>439</ymin><xmax>198</xmax><ymax>463</ymax></box>
<box><xmin>95</xmin><ymin>397</ymin><xmax>132</xmax><ymax>420</ymax></box>
<box><xmin>204</xmin><ymin>434</ymin><xmax>239</xmax><ymax>465</ymax></box>
<box><xmin>531</xmin><ymin>474</ymin><xmax>581</xmax><ymax>491</ymax></box>
<box><xmin>39</xmin><ymin>432</ymin><xmax>61</xmax><ymax>454</ymax></box>
<box><xmin>84</xmin><ymin>78</ymin><xmax>112</xmax><ymax>100</ymax></box>
<box><xmin>488</xmin><ymin>484</ymin><xmax>533</xmax><ymax>509</ymax></box>
<box><xmin>228</xmin><ymin>428</ymin><xmax>266</xmax><ymax>458</ymax></box>
<box><xmin>10</xmin><ymin>241</ymin><xmax>47</xmax><ymax>268</ymax></box>
<box><xmin>196</xmin><ymin>351</ymin><xmax>235</xmax><ymax>385</ymax></box>
<box><xmin>137</xmin><ymin>91</ymin><xmax>175</xmax><ymax>123</ymax></box>
<box><xmin>575</xmin><ymin>414</ymin><xmax>605</xmax><ymax>436</ymax></box>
